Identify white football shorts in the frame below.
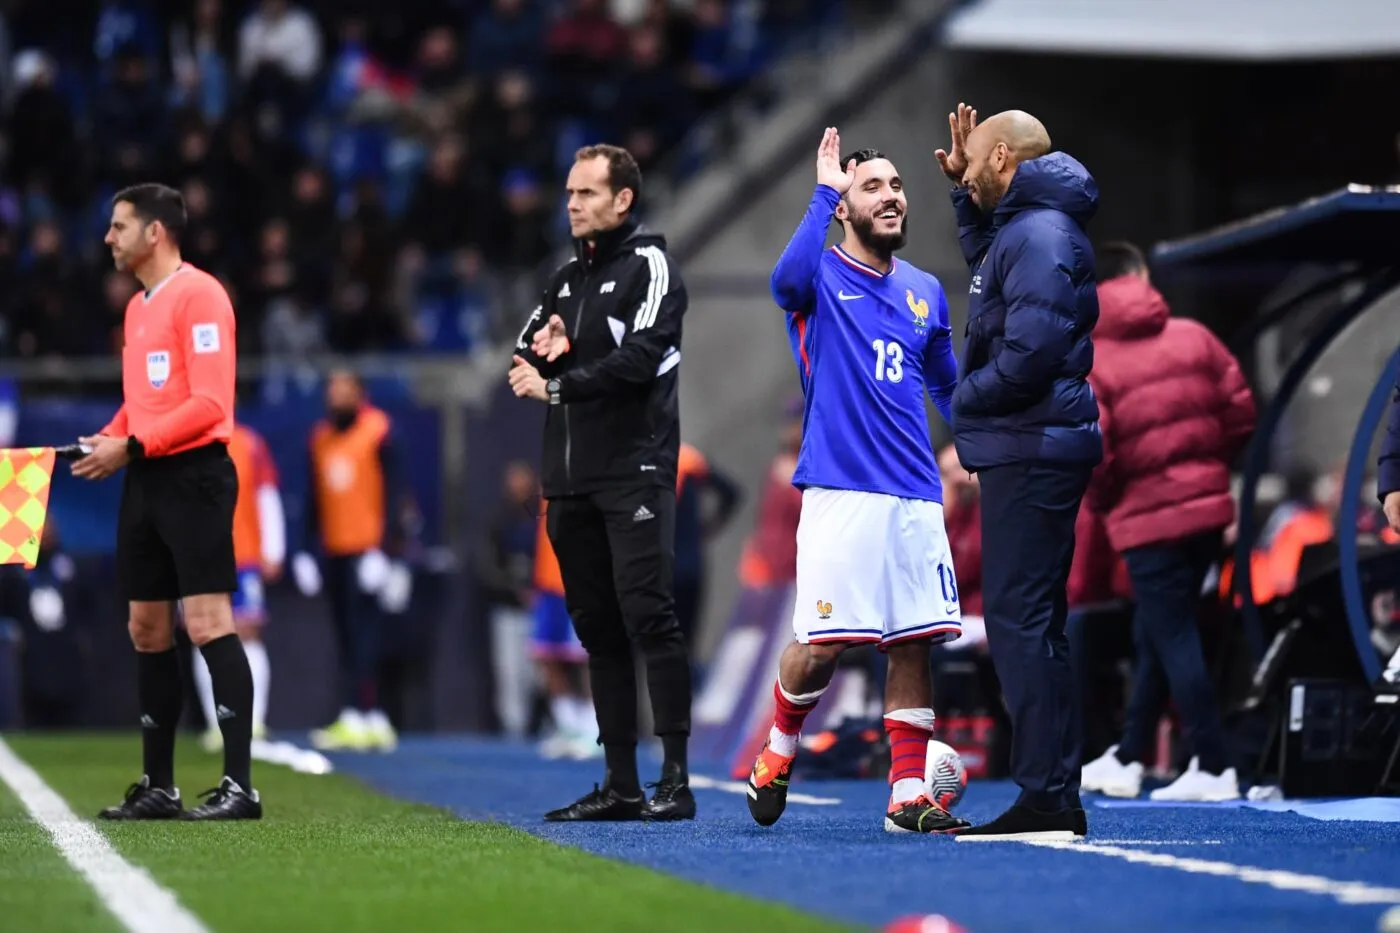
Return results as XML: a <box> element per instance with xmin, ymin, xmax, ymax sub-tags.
<box><xmin>792</xmin><ymin>488</ymin><xmax>962</xmax><ymax>649</ymax></box>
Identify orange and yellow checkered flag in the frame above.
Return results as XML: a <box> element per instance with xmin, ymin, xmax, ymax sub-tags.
<box><xmin>0</xmin><ymin>448</ymin><xmax>57</xmax><ymax>568</ymax></box>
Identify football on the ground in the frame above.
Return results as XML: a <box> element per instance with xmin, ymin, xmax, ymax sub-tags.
<box><xmin>924</xmin><ymin>740</ymin><xmax>968</xmax><ymax>810</ymax></box>
<box><xmin>883</xmin><ymin>913</ymin><xmax>968</xmax><ymax>933</ymax></box>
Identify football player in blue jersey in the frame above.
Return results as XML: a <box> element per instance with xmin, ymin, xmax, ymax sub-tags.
<box><xmin>746</xmin><ymin>127</ymin><xmax>970</xmax><ymax>835</ymax></box>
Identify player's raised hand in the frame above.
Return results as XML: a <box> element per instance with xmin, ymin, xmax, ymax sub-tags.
<box><xmin>816</xmin><ymin>127</ymin><xmax>856</xmax><ymax>195</ymax></box>
<box><xmin>935</xmin><ymin>103</ymin><xmax>978</xmax><ymax>183</ymax></box>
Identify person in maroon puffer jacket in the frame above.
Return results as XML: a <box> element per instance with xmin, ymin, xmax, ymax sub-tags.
<box><xmin>1078</xmin><ymin>242</ymin><xmax>1256</xmax><ymax>803</ymax></box>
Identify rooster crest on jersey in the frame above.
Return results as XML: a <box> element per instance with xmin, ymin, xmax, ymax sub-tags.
<box><xmin>816</xmin><ymin>600</ymin><xmax>832</xmax><ymax>620</ymax></box>
<box><xmin>907</xmin><ymin>290</ymin><xmax>929</xmax><ymax>329</ymax></box>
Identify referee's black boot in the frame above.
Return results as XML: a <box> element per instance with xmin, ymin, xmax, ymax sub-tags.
<box><xmin>543</xmin><ymin>783</ymin><xmax>645</xmax><ymax>822</ymax></box>
<box><xmin>642</xmin><ymin>766</ymin><xmax>696</xmax><ymax>822</ymax></box>
<box><xmin>98</xmin><ymin>776</ymin><xmax>183</xmax><ymax>820</ymax></box>
<box><xmin>183</xmin><ymin>777</ymin><xmax>262</xmax><ymax>821</ymax></box>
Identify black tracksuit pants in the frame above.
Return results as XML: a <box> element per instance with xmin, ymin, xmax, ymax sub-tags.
<box><xmin>978</xmin><ymin>460</ymin><xmax>1093</xmax><ymax>812</ymax></box>
<box><xmin>546</xmin><ymin>484</ymin><xmax>691</xmax><ymax>747</ymax></box>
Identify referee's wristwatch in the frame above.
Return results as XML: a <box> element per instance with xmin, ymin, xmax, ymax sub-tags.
<box><xmin>545</xmin><ymin>378</ymin><xmax>562</xmax><ymax>406</ymax></box>
<box><xmin>126</xmin><ymin>436</ymin><xmax>146</xmax><ymax>460</ymax></box>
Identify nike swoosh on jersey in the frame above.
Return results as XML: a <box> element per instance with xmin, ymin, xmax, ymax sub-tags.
<box><xmin>837</xmin><ymin>291</ymin><xmax>864</xmax><ymax>300</ymax></box>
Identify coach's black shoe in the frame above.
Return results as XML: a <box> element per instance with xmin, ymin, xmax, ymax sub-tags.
<box><xmin>98</xmin><ymin>776</ymin><xmax>183</xmax><ymax>820</ymax></box>
<box><xmin>182</xmin><ymin>777</ymin><xmax>262</xmax><ymax>821</ymax></box>
<box><xmin>953</xmin><ymin>803</ymin><xmax>1083</xmax><ymax>842</ymax></box>
<box><xmin>544</xmin><ymin>784</ymin><xmax>645</xmax><ymax>822</ymax></box>
<box><xmin>883</xmin><ymin>795</ymin><xmax>970</xmax><ymax>834</ymax></box>
<box><xmin>642</xmin><ymin>772</ymin><xmax>696</xmax><ymax>821</ymax></box>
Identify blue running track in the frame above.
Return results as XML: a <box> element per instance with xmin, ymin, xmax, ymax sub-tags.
<box><xmin>331</xmin><ymin>737</ymin><xmax>1400</xmax><ymax>933</ymax></box>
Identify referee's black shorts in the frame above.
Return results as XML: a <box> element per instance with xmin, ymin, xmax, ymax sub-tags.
<box><xmin>118</xmin><ymin>441</ymin><xmax>238</xmax><ymax>603</ymax></box>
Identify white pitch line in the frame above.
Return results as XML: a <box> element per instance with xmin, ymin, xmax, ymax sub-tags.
<box><xmin>1086</xmin><ymin>834</ymin><xmax>1220</xmax><ymax>840</ymax></box>
<box><xmin>689</xmin><ymin>774</ymin><xmax>842</xmax><ymax>805</ymax></box>
<box><xmin>1024</xmin><ymin>838</ymin><xmax>1400</xmax><ymax>906</ymax></box>
<box><xmin>0</xmin><ymin>737</ymin><xmax>209</xmax><ymax>933</ymax></box>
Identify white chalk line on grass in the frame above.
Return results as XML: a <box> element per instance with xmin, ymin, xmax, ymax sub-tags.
<box><xmin>1023</xmin><ymin>838</ymin><xmax>1400</xmax><ymax>906</ymax></box>
<box><xmin>0</xmin><ymin>737</ymin><xmax>209</xmax><ymax>933</ymax></box>
<box><xmin>690</xmin><ymin>774</ymin><xmax>842</xmax><ymax>805</ymax></box>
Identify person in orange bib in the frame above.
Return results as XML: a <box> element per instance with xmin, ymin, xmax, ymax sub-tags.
<box><xmin>193</xmin><ymin>422</ymin><xmax>284</xmax><ymax>753</ymax></box>
<box><xmin>292</xmin><ymin>370</ymin><xmax>402</xmax><ymax>752</ymax></box>
<box><xmin>72</xmin><ymin>183</ymin><xmax>261</xmax><ymax>821</ymax></box>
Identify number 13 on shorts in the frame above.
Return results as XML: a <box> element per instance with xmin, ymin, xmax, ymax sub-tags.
<box><xmin>937</xmin><ymin>562</ymin><xmax>959</xmax><ymax>612</ymax></box>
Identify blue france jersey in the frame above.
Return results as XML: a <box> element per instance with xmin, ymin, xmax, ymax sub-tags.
<box><xmin>771</xmin><ymin>185</ymin><xmax>959</xmax><ymax>503</ymax></box>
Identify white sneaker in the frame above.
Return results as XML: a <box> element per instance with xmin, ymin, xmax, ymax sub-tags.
<box><xmin>1149</xmin><ymin>757</ymin><xmax>1241</xmax><ymax>802</ymax></box>
<box><xmin>538</xmin><ymin>731</ymin><xmax>576</xmax><ymax>760</ymax></box>
<box><xmin>567</xmin><ymin>735</ymin><xmax>603</xmax><ymax>761</ymax></box>
<box><xmin>362</xmin><ymin>709</ymin><xmax>398</xmax><ymax>753</ymax></box>
<box><xmin>310</xmin><ymin>708</ymin><xmax>371</xmax><ymax>751</ymax></box>
<box><xmin>1081</xmin><ymin>746</ymin><xmax>1143</xmax><ymax>798</ymax></box>
<box><xmin>200</xmin><ymin>726</ymin><xmax>223</xmax><ymax>754</ymax></box>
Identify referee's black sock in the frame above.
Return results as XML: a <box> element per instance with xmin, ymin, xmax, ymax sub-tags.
<box><xmin>200</xmin><ymin>633</ymin><xmax>254</xmax><ymax>790</ymax></box>
<box><xmin>137</xmin><ymin>648</ymin><xmax>183</xmax><ymax>791</ymax></box>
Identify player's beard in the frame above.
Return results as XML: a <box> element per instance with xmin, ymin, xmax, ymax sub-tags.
<box><xmin>971</xmin><ymin>168</ymin><xmax>1008</xmax><ymax>214</ymax></box>
<box><xmin>850</xmin><ymin>207</ymin><xmax>907</xmax><ymax>259</ymax></box>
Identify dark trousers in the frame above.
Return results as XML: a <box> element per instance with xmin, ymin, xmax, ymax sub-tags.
<box><xmin>547</xmin><ymin>485</ymin><xmax>692</xmax><ymax>747</ymax></box>
<box><xmin>979</xmin><ymin>461</ymin><xmax>1092</xmax><ymax>812</ymax></box>
<box><xmin>1118</xmin><ymin>532</ymin><xmax>1228</xmax><ymax>773</ymax></box>
<box><xmin>674</xmin><ymin>574</ymin><xmax>702</xmax><ymax>651</ymax></box>
<box><xmin>674</xmin><ymin>573</ymin><xmax>705</xmax><ymax>686</ymax></box>
<box><xmin>326</xmin><ymin>554</ymin><xmax>383</xmax><ymax>712</ymax></box>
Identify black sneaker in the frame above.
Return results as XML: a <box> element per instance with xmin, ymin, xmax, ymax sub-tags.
<box><xmin>182</xmin><ymin>777</ymin><xmax>262</xmax><ymax>821</ymax></box>
<box><xmin>954</xmin><ymin>803</ymin><xmax>1083</xmax><ymax>842</ymax></box>
<box><xmin>97</xmin><ymin>776</ymin><xmax>183</xmax><ymax>820</ymax></box>
<box><xmin>642</xmin><ymin>774</ymin><xmax>696</xmax><ymax>821</ymax></box>
<box><xmin>543</xmin><ymin>784</ymin><xmax>645</xmax><ymax>822</ymax></box>
<box><xmin>883</xmin><ymin>795</ymin><xmax>971</xmax><ymax>834</ymax></box>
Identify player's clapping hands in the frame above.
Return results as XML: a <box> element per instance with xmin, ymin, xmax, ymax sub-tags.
<box><xmin>816</xmin><ymin>127</ymin><xmax>856</xmax><ymax>195</ymax></box>
<box><xmin>532</xmin><ymin>315</ymin><xmax>570</xmax><ymax>363</ymax></box>
<box><xmin>509</xmin><ymin>356</ymin><xmax>549</xmax><ymax>402</ymax></box>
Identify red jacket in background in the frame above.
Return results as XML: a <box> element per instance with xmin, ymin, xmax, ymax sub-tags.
<box><xmin>1069</xmin><ymin>501</ymin><xmax>1132</xmax><ymax>608</ymax></box>
<box><xmin>738</xmin><ymin>454</ymin><xmax>802</xmax><ymax>587</ymax></box>
<box><xmin>943</xmin><ymin>494</ymin><xmax>983</xmax><ymax>616</ymax></box>
<box><xmin>1087</xmin><ymin>276</ymin><xmax>1257</xmax><ymax>552</ymax></box>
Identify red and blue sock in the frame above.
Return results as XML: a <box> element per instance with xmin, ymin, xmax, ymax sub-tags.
<box><xmin>884</xmin><ymin>708</ymin><xmax>935</xmax><ymax>804</ymax></box>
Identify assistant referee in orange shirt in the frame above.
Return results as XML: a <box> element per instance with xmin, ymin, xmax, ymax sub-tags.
<box><xmin>72</xmin><ymin>183</ymin><xmax>261</xmax><ymax>821</ymax></box>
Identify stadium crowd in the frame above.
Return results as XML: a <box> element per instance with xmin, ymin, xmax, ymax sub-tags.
<box><xmin>0</xmin><ymin>0</ymin><xmax>837</xmax><ymax>359</ymax></box>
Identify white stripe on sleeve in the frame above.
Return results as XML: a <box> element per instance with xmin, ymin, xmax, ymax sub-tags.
<box><xmin>657</xmin><ymin>348</ymin><xmax>680</xmax><ymax>377</ymax></box>
<box><xmin>633</xmin><ymin>246</ymin><xmax>668</xmax><ymax>331</ymax></box>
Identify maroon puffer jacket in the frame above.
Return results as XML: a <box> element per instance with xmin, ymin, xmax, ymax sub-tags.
<box><xmin>1087</xmin><ymin>276</ymin><xmax>1257</xmax><ymax>552</ymax></box>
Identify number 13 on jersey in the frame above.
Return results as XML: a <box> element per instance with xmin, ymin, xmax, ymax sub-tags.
<box><xmin>872</xmin><ymin>338</ymin><xmax>904</xmax><ymax>383</ymax></box>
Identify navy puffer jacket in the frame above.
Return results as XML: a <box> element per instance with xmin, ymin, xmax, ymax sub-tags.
<box><xmin>949</xmin><ymin>152</ymin><xmax>1103</xmax><ymax>472</ymax></box>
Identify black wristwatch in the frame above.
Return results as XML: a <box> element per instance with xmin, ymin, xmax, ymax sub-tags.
<box><xmin>127</xmin><ymin>436</ymin><xmax>146</xmax><ymax>460</ymax></box>
<box><xmin>546</xmin><ymin>378</ymin><xmax>562</xmax><ymax>406</ymax></box>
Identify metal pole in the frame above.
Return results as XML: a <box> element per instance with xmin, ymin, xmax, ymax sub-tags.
<box><xmin>1336</xmin><ymin>345</ymin><xmax>1400</xmax><ymax>684</ymax></box>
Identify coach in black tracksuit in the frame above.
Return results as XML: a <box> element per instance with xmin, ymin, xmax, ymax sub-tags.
<box><xmin>508</xmin><ymin>144</ymin><xmax>694</xmax><ymax>822</ymax></box>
